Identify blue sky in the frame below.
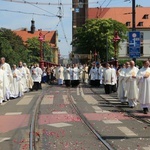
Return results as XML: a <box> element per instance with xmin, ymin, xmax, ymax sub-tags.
<box><xmin>0</xmin><ymin>0</ymin><xmax>149</xmax><ymax>58</ymax></box>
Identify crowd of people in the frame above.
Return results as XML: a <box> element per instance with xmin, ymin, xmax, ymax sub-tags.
<box><xmin>0</xmin><ymin>56</ymin><xmax>150</xmax><ymax>114</ymax></box>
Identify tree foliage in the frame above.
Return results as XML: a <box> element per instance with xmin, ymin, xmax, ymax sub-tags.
<box><xmin>0</xmin><ymin>28</ymin><xmax>28</xmax><ymax>66</ymax></box>
<box><xmin>26</xmin><ymin>37</ymin><xmax>53</xmax><ymax>64</ymax></box>
<box><xmin>72</xmin><ymin>19</ymin><xmax>128</xmax><ymax>61</ymax></box>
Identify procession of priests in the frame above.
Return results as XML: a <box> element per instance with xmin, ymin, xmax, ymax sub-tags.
<box><xmin>0</xmin><ymin>56</ymin><xmax>150</xmax><ymax>114</ymax></box>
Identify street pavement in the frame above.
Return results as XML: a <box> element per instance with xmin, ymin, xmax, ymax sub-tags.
<box><xmin>0</xmin><ymin>83</ymin><xmax>150</xmax><ymax>150</ymax></box>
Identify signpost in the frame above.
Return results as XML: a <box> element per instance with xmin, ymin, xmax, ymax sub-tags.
<box><xmin>129</xmin><ymin>31</ymin><xmax>141</xmax><ymax>58</ymax></box>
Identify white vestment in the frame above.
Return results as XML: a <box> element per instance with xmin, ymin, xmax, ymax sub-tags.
<box><xmin>25</xmin><ymin>67</ymin><xmax>33</xmax><ymax>89</ymax></box>
<box><xmin>103</xmin><ymin>68</ymin><xmax>112</xmax><ymax>85</ymax></box>
<box><xmin>124</xmin><ymin>66</ymin><xmax>139</xmax><ymax>107</ymax></box>
<box><xmin>17</xmin><ymin>66</ymin><xmax>28</xmax><ymax>92</ymax></box>
<box><xmin>137</xmin><ymin>67</ymin><xmax>150</xmax><ymax>108</ymax></box>
<box><xmin>70</xmin><ymin>67</ymin><xmax>80</xmax><ymax>80</ymax></box>
<box><xmin>0</xmin><ymin>69</ymin><xmax>7</xmax><ymax>103</ymax></box>
<box><xmin>89</xmin><ymin>67</ymin><xmax>97</xmax><ymax>80</ymax></box>
<box><xmin>117</xmin><ymin>68</ymin><xmax>128</xmax><ymax>102</ymax></box>
<box><xmin>0</xmin><ymin>63</ymin><xmax>13</xmax><ymax>100</ymax></box>
<box><xmin>64</xmin><ymin>67</ymin><xmax>71</xmax><ymax>80</ymax></box>
<box><xmin>111</xmin><ymin>68</ymin><xmax>117</xmax><ymax>85</ymax></box>
<box><xmin>11</xmin><ymin>69</ymin><xmax>23</xmax><ymax>98</ymax></box>
<box><xmin>84</xmin><ymin>66</ymin><xmax>89</xmax><ymax>83</ymax></box>
<box><xmin>57</xmin><ymin>66</ymin><xmax>64</xmax><ymax>85</ymax></box>
<box><xmin>99</xmin><ymin>67</ymin><xmax>104</xmax><ymax>84</ymax></box>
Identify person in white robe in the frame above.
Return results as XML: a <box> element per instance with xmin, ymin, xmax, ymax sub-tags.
<box><xmin>10</xmin><ymin>65</ymin><xmax>23</xmax><ymax>98</ymax></box>
<box><xmin>89</xmin><ymin>62</ymin><xmax>97</xmax><ymax>86</ymax></box>
<box><xmin>57</xmin><ymin>64</ymin><xmax>64</xmax><ymax>85</ymax></box>
<box><xmin>124</xmin><ymin>61</ymin><xmax>139</xmax><ymax>108</ymax></box>
<box><xmin>83</xmin><ymin>64</ymin><xmax>89</xmax><ymax>84</ymax></box>
<box><xmin>110</xmin><ymin>65</ymin><xmax>117</xmax><ymax>92</ymax></box>
<box><xmin>79</xmin><ymin>64</ymin><xmax>84</xmax><ymax>83</ymax></box>
<box><xmin>23</xmin><ymin>63</ymin><xmax>33</xmax><ymax>90</ymax></box>
<box><xmin>31</xmin><ymin>63</ymin><xmax>42</xmax><ymax>91</ymax></box>
<box><xmin>117</xmin><ymin>62</ymin><xmax>130</xmax><ymax>103</ymax></box>
<box><xmin>0</xmin><ymin>57</ymin><xmax>13</xmax><ymax>101</ymax></box>
<box><xmin>95</xmin><ymin>63</ymin><xmax>101</xmax><ymax>87</ymax></box>
<box><xmin>17</xmin><ymin>61</ymin><xmax>28</xmax><ymax>92</ymax></box>
<box><xmin>103</xmin><ymin>63</ymin><xmax>112</xmax><ymax>94</ymax></box>
<box><xmin>64</xmin><ymin>64</ymin><xmax>71</xmax><ymax>87</ymax></box>
<box><xmin>99</xmin><ymin>64</ymin><xmax>104</xmax><ymax>86</ymax></box>
<box><xmin>70</xmin><ymin>64</ymin><xmax>80</xmax><ymax>87</ymax></box>
<box><xmin>137</xmin><ymin>60</ymin><xmax>150</xmax><ymax>114</ymax></box>
<box><xmin>0</xmin><ymin>68</ymin><xmax>7</xmax><ymax>104</ymax></box>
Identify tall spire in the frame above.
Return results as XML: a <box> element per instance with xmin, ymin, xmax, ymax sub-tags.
<box><xmin>31</xmin><ymin>19</ymin><xmax>35</xmax><ymax>34</ymax></box>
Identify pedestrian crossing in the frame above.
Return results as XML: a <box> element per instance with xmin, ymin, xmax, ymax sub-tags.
<box><xmin>16</xmin><ymin>95</ymin><xmax>33</xmax><ymax>105</ymax></box>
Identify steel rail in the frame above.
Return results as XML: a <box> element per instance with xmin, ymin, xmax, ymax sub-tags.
<box><xmin>29</xmin><ymin>88</ymin><xmax>50</xmax><ymax>150</ymax></box>
<box><xmin>67</xmin><ymin>88</ymin><xmax>114</xmax><ymax>150</ymax></box>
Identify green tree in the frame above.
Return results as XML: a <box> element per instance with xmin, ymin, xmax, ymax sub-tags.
<box><xmin>26</xmin><ymin>37</ymin><xmax>52</xmax><ymax>65</ymax></box>
<box><xmin>72</xmin><ymin>19</ymin><xmax>128</xmax><ymax>61</ymax></box>
<box><xmin>0</xmin><ymin>28</ymin><xmax>29</xmax><ymax>66</ymax></box>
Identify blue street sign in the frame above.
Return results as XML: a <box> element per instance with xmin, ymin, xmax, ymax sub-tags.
<box><xmin>129</xmin><ymin>31</ymin><xmax>141</xmax><ymax>58</ymax></box>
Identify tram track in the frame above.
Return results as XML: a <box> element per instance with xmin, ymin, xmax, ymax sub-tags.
<box><xmin>67</xmin><ymin>87</ymin><xmax>115</xmax><ymax>150</ymax></box>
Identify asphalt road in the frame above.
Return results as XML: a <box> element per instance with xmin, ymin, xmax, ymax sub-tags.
<box><xmin>0</xmin><ymin>83</ymin><xmax>150</xmax><ymax>150</ymax></box>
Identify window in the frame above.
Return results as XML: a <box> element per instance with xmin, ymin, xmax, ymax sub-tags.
<box><xmin>143</xmin><ymin>14</ymin><xmax>149</xmax><ymax>19</ymax></box>
<box><xmin>137</xmin><ymin>22</ymin><xmax>143</xmax><ymax>26</ymax></box>
<box><xmin>126</xmin><ymin>22</ymin><xmax>131</xmax><ymax>27</ymax></box>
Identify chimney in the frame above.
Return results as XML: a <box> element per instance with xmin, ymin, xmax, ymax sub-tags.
<box><xmin>30</xmin><ymin>19</ymin><xmax>35</xmax><ymax>34</ymax></box>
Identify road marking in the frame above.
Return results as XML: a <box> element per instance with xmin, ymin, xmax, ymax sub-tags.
<box><xmin>95</xmin><ymin>110</ymin><xmax>110</xmax><ymax>113</ymax></box>
<box><xmin>117</xmin><ymin>127</ymin><xmax>137</xmax><ymax>136</ymax></box>
<box><xmin>103</xmin><ymin>120</ymin><xmax>122</xmax><ymax>124</ymax></box>
<box><xmin>16</xmin><ymin>96</ymin><xmax>33</xmax><ymax>105</ymax></box>
<box><xmin>41</xmin><ymin>95</ymin><xmax>54</xmax><ymax>105</ymax></box>
<box><xmin>0</xmin><ymin>137</ymin><xmax>11</xmax><ymax>143</ymax></box>
<box><xmin>52</xmin><ymin>111</ymin><xmax>68</xmax><ymax>114</ymax></box>
<box><xmin>48</xmin><ymin>123</ymin><xmax>72</xmax><ymax>128</ymax></box>
<box><xmin>77</xmin><ymin>87</ymin><xmax>80</xmax><ymax>95</ymax></box>
<box><xmin>82</xmin><ymin>95</ymin><xmax>98</xmax><ymax>105</ymax></box>
<box><xmin>71</xmin><ymin>95</ymin><xmax>77</xmax><ymax>104</ymax></box>
<box><xmin>5</xmin><ymin>112</ymin><xmax>22</xmax><ymax>115</ymax></box>
<box><xmin>92</xmin><ymin>106</ymin><xmax>102</xmax><ymax>111</ymax></box>
<box><xmin>63</xmin><ymin>95</ymin><xmax>70</xmax><ymax>104</ymax></box>
<box><xmin>80</xmin><ymin>87</ymin><xmax>84</xmax><ymax>96</ymax></box>
<box><xmin>143</xmin><ymin>145</ymin><xmax>150</xmax><ymax>150</ymax></box>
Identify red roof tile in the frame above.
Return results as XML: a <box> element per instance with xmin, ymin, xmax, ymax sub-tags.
<box><xmin>88</xmin><ymin>7</ymin><xmax>150</xmax><ymax>28</ymax></box>
<box><xmin>14</xmin><ymin>30</ymin><xmax>57</xmax><ymax>47</ymax></box>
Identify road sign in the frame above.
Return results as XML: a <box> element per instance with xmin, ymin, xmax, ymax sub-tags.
<box><xmin>129</xmin><ymin>31</ymin><xmax>141</xmax><ymax>58</ymax></box>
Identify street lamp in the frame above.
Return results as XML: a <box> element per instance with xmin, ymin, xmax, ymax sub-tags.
<box><xmin>113</xmin><ymin>31</ymin><xmax>120</xmax><ymax>68</ymax></box>
<box><xmin>38</xmin><ymin>31</ymin><xmax>44</xmax><ymax>69</ymax></box>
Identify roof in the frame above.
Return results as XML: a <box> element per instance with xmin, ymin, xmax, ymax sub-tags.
<box><xmin>14</xmin><ymin>30</ymin><xmax>57</xmax><ymax>47</ymax></box>
<box><xmin>88</xmin><ymin>7</ymin><xmax>150</xmax><ymax>28</ymax></box>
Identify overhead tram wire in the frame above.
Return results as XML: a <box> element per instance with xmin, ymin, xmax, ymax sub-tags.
<box><xmin>3</xmin><ymin>0</ymin><xmax>98</xmax><ymax>6</ymax></box>
<box><xmin>0</xmin><ymin>9</ymin><xmax>56</xmax><ymax>18</ymax></box>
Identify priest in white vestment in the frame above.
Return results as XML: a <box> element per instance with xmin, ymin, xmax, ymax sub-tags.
<box><xmin>137</xmin><ymin>60</ymin><xmax>150</xmax><ymax>114</ymax></box>
<box><xmin>11</xmin><ymin>65</ymin><xmax>23</xmax><ymax>98</ymax></box>
<box><xmin>57</xmin><ymin>64</ymin><xmax>64</xmax><ymax>85</ymax></box>
<box><xmin>110</xmin><ymin>65</ymin><xmax>117</xmax><ymax>92</ymax></box>
<box><xmin>23</xmin><ymin>63</ymin><xmax>33</xmax><ymax>90</ymax></box>
<box><xmin>0</xmin><ymin>57</ymin><xmax>13</xmax><ymax>101</ymax></box>
<box><xmin>124</xmin><ymin>61</ymin><xmax>139</xmax><ymax>108</ymax></box>
<box><xmin>103</xmin><ymin>63</ymin><xmax>112</xmax><ymax>94</ymax></box>
<box><xmin>64</xmin><ymin>64</ymin><xmax>71</xmax><ymax>87</ymax></box>
<box><xmin>83</xmin><ymin>64</ymin><xmax>89</xmax><ymax>84</ymax></box>
<box><xmin>89</xmin><ymin>62</ymin><xmax>97</xmax><ymax>86</ymax></box>
<box><xmin>0</xmin><ymin>68</ymin><xmax>7</xmax><ymax>104</ymax></box>
<box><xmin>70</xmin><ymin>64</ymin><xmax>80</xmax><ymax>87</ymax></box>
<box><xmin>117</xmin><ymin>62</ymin><xmax>130</xmax><ymax>103</ymax></box>
<box><xmin>17</xmin><ymin>61</ymin><xmax>28</xmax><ymax>92</ymax></box>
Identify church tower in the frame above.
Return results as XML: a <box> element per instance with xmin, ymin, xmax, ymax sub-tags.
<box><xmin>72</xmin><ymin>0</ymin><xmax>88</xmax><ymax>40</ymax></box>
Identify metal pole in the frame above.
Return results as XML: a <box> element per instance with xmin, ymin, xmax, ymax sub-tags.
<box><xmin>132</xmin><ymin>0</ymin><xmax>136</xmax><ymax>64</ymax></box>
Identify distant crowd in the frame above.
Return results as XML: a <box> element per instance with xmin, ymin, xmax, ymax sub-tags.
<box><xmin>0</xmin><ymin>57</ymin><xmax>150</xmax><ymax>114</ymax></box>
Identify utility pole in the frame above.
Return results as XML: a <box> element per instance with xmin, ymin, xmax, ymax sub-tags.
<box><xmin>132</xmin><ymin>0</ymin><xmax>136</xmax><ymax>64</ymax></box>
